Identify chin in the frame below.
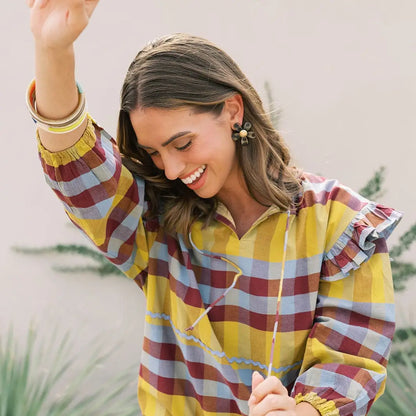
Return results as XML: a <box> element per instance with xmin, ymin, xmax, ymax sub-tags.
<box><xmin>192</xmin><ymin>185</ymin><xmax>219</xmax><ymax>199</ymax></box>
<box><xmin>193</xmin><ymin>189</ymin><xmax>215</xmax><ymax>199</ymax></box>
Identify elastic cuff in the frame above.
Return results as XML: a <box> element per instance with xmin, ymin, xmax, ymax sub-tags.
<box><xmin>37</xmin><ymin>115</ymin><xmax>97</xmax><ymax>167</ymax></box>
<box><xmin>295</xmin><ymin>392</ymin><xmax>339</xmax><ymax>416</ymax></box>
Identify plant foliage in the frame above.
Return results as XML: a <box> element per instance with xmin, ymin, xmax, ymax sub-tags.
<box><xmin>13</xmin><ymin>244</ymin><xmax>124</xmax><ymax>278</ymax></box>
<box><xmin>370</xmin><ymin>328</ymin><xmax>416</xmax><ymax>415</ymax></box>
<box><xmin>0</xmin><ymin>326</ymin><xmax>140</xmax><ymax>416</ymax></box>
<box><xmin>358</xmin><ymin>167</ymin><xmax>416</xmax><ymax>291</ymax></box>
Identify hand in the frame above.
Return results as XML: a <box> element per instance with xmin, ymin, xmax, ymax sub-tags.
<box><xmin>27</xmin><ymin>0</ymin><xmax>100</xmax><ymax>49</ymax></box>
<box><xmin>248</xmin><ymin>371</ymin><xmax>297</xmax><ymax>416</ymax></box>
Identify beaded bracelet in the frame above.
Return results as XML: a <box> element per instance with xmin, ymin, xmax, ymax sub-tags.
<box><xmin>26</xmin><ymin>79</ymin><xmax>87</xmax><ymax>134</ymax></box>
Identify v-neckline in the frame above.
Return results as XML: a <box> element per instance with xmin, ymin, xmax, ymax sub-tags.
<box><xmin>215</xmin><ymin>202</ymin><xmax>281</xmax><ymax>240</ymax></box>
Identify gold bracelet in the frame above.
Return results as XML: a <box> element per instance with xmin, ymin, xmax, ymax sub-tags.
<box><xmin>26</xmin><ymin>79</ymin><xmax>87</xmax><ymax>134</ymax></box>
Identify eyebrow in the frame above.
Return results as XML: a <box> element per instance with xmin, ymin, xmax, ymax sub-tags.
<box><xmin>138</xmin><ymin>131</ymin><xmax>192</xmax><ymax>150</ymax></box>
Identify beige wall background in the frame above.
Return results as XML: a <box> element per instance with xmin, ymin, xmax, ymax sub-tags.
<box><xmin>1</xmin><ymin>0</ymin><xmax>415</xmax><ymax>395</ymax></box>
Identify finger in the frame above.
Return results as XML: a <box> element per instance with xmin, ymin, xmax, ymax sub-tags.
<box><xmin>257</xmin><ymin>394</ymin><xmax>296</xmax><ymax>413</ymax></box>
<box><xmin>249</xmin><ymin>371</ymin><xmax>265</xmax><ymax>405</ymax></box>
<box><xmin>27</xmin><ymin>0</ymin><xmax>35</xmax><ymax>7</ymax></box>
<box><xmin>33</xmin><ymin>0</ymin><xmax>49</xmax><ymax>8</ymax></box>
<box><xmin>251</xmin><ymin>410</ymin><xmax>293</xmax><ymax>416</ymax></box>
<box><xmin>252</xmin><ymin>371</ymin><xmax>265</xmax><ymax>390</ymax></box>
<box><xmin>65</xmin><ymin>1</ymin><xmax>90</xmax><ymax>30</ymax></box>
<box><xmin>249</xmin><ymin>394</ymin><xmax>296</xmax><ymax>416</ymax></box>
<box><xmin>66</xmin><ymin>0</ymin><xmax>99</xmax><ymax>26</ymax></box>
<box><xmin>85</xmin><ymin>0</ymin><xmax>100</xmax><ymax>17</ymax></box>
<box><xmin>252</xmin><ymin>376</ymin><xmax>288</xmax><ymax>403</ymax></box>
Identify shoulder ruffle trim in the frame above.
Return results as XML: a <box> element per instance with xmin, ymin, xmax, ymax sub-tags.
<box><xmin>322</xmin><ymin>203</ymin><xmax>403</xmax><ymax>281</ymax></box>
<box><xmin>295</xmin><ymin>392</ymin><xmax>339</xmax><ymax>416</ymax></box>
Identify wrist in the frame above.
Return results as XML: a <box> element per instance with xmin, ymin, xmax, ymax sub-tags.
<box><xmin>35</xmin><ymin>41</ymin><xmax>75</xmax><ymax>59</ymax></box>
<box><xmin>296</xmin><ymin>402</ymin><xmax>320</xmax><ymax>416</ymax></box>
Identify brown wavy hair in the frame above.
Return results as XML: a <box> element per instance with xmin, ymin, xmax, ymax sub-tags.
<box><xmin>117</xmin><ymin>34</ymin><xmax>301</xmax><ymax>237</ymax></box>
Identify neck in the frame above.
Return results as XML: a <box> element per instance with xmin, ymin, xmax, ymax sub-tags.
<box><xmin>217</xmin><ymin>178</ymin><xmax>268</xmax><ymax>238</ymax></box>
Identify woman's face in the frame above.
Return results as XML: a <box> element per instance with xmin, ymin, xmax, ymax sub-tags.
<box><xmin>129</xmin><ymin>97</ymin><xmax>244</xmax><ymax>200</ymax></box>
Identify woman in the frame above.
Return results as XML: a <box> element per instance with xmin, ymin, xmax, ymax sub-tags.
<box><xmin>27</xmin><ymin>1</ymin><xmax>402</xmax><ymax>415</ymax></box>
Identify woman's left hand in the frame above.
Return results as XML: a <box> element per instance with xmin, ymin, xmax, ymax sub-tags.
<box><xmin>248</xmin><ymin>371</ymin><xmax>297</xmax><ymax>415</ymax></box>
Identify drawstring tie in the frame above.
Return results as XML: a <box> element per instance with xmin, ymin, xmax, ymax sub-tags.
<box><xmin>186</xmin><ymin>209</ymin><xmax>292</xmax><ymax>378</ymax></box>
<box><xmin>184</xmin><ymin>242</ymin><xmax>243</xmax><ymax>332</ymax></box>
<box><xmin>268</xmin><ymin>209</ymin><xmax>291</xmax><ymax>377</ymax></box>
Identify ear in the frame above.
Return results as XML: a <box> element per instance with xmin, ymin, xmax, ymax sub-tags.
<box><xmin>223</xmin><ymin>94</ymin><xmax>244</xmax><ymax>127</ymax></box>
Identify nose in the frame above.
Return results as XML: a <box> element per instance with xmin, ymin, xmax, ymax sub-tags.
<box><xmin>160</xmin><ymin>154</ymin><xmax>185</xmax><ymax>181</ymax></box>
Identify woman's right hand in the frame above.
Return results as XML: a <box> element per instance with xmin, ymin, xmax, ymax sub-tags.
<box><xmin>28</xmin><ymin>0</ymin><xmax>101</xmax><ymax>150</ymax></box>
<box><xmin>249</xmin><ymin>372</ymin><xmax>296</xmax><ymax>416</ymax></box>
<box><xmin>28</xmin><ymin>0</ymin><xmax>100</xmax><ymax>50</ymax></box>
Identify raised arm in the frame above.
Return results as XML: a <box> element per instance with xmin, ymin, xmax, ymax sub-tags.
<box><xmin>28</xmin><ymin>0</ymin><xmax>99</xmax><ymax>151</ymax></box>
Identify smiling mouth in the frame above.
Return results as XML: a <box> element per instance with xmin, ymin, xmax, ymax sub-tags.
<box><xmin>181</xmin><ymin>165</ymin><xmax>206</xmax><ymax>185</ymax></box>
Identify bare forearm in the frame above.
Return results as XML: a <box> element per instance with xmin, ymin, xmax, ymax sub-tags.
<box><xmin>34</xmin><ymin>42</ymin><xmax>78</xmax><ymax>119</ymax></box>
<box><xmin>33</xmin><ymin>42</ymin><xmax>88</xmax><ymax>152</ymax></box>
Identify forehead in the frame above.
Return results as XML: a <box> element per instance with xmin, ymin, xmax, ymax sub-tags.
<box><xmin>129</xmin><ymin>106</ymin><xmax>216</xmax><ymax>145</ymax></box>
<box><xmin>130</xmin><ymin>106</ymin><xmax>193</xmax><ymax>125</ymax></box>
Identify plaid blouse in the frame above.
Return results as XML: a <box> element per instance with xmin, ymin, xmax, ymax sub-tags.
<box><xmin>38</xmin><ymin>116</ymin><xmax>402</xmax><ymax>416</ymax></box>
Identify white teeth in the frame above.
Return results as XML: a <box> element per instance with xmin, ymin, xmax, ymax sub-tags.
<box><xmin>181</xmin><ymin>165</ymin><xmax>206</xmax><ymax>185</ymax></box>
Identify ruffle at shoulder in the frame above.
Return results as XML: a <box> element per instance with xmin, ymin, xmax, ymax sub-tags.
<box><xmin>321</xmin><ymin>203</ymin><xmax>403</xmax><ymax>281</ymax></box>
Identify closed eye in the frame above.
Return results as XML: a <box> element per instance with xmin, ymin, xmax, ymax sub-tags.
<box><xmin>176</xmin><ymin>140</ymin><xmax>192</xmax><ymax>151</ymax></box>
<box><xmin>148</xmin><ymin>150</ymin><xmax>159</xmax><ymax>157</ymax></box>
<box><xmin>146</xmin><ymin>141</ymin><xmax>190</xmax><ymax>157</ymax></box>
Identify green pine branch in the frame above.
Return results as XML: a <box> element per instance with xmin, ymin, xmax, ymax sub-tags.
<box><xmin>358</xmin><ymin>166</ymin><xmax>386</xmax><ymax>200</ymax></box>
<box><xmin>371</xmin><ymin>327</ymin><xmax>416</xmax><ymax>415</ymax></box>
<box><xmin>53</xmin><ymin>263</ymin><xmax>124</xmax><ymax>277</ymax></box>
<box><xmin>359</xmin><ymin>168</ymin><xmax>416</xmax><ymax>292</ymax></box>
<box><xmin>390</xmin><ymin>260</ymin><xmax>416</xmax><ymax>291</ymax></box>
<box><xmin>12</xmin><ymin>244</ymin><xmax>123</xmax><ymax>278</ymax></box>
<box><xmin>390</xmin><ymin>224</ymin><xmax>416</xmax><ymax>259</ymax></box>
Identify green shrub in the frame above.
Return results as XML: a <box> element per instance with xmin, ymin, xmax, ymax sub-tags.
<box><xmin>0</xmin><ymin>325</ymin><xmax>140</xmax><ymax>416</ymax></box>
<box><xmin>370</xmin><ymin>328</ymin><xmax>416</xmax><ymax>415</ymax></box>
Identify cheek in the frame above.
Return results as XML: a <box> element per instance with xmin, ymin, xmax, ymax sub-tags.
<box><xmin>206</xmin><ymin>128</ymin><xmax>236</xmax><ymax>156</ymax></box>
<box><xmin>217</xmin><ymin>135</ymin><xmax>237</xmax><ymax>163</ymax></box>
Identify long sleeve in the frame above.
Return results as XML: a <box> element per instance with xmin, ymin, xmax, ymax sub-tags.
<box><xmin>291</xmin><ymin>190</ymin><xmax>402</xmax><ymax>415</ymax></box>
<box><xmin>37</xmin><ymin>115</ymin><xmax>157</xmax><ymax>285</ymax></box>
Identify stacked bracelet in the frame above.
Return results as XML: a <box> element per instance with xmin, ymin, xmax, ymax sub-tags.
<box><xmin>26</xmin><ymin>79</ymin><xmax>88</xmax><ymax>134</ymax></box>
